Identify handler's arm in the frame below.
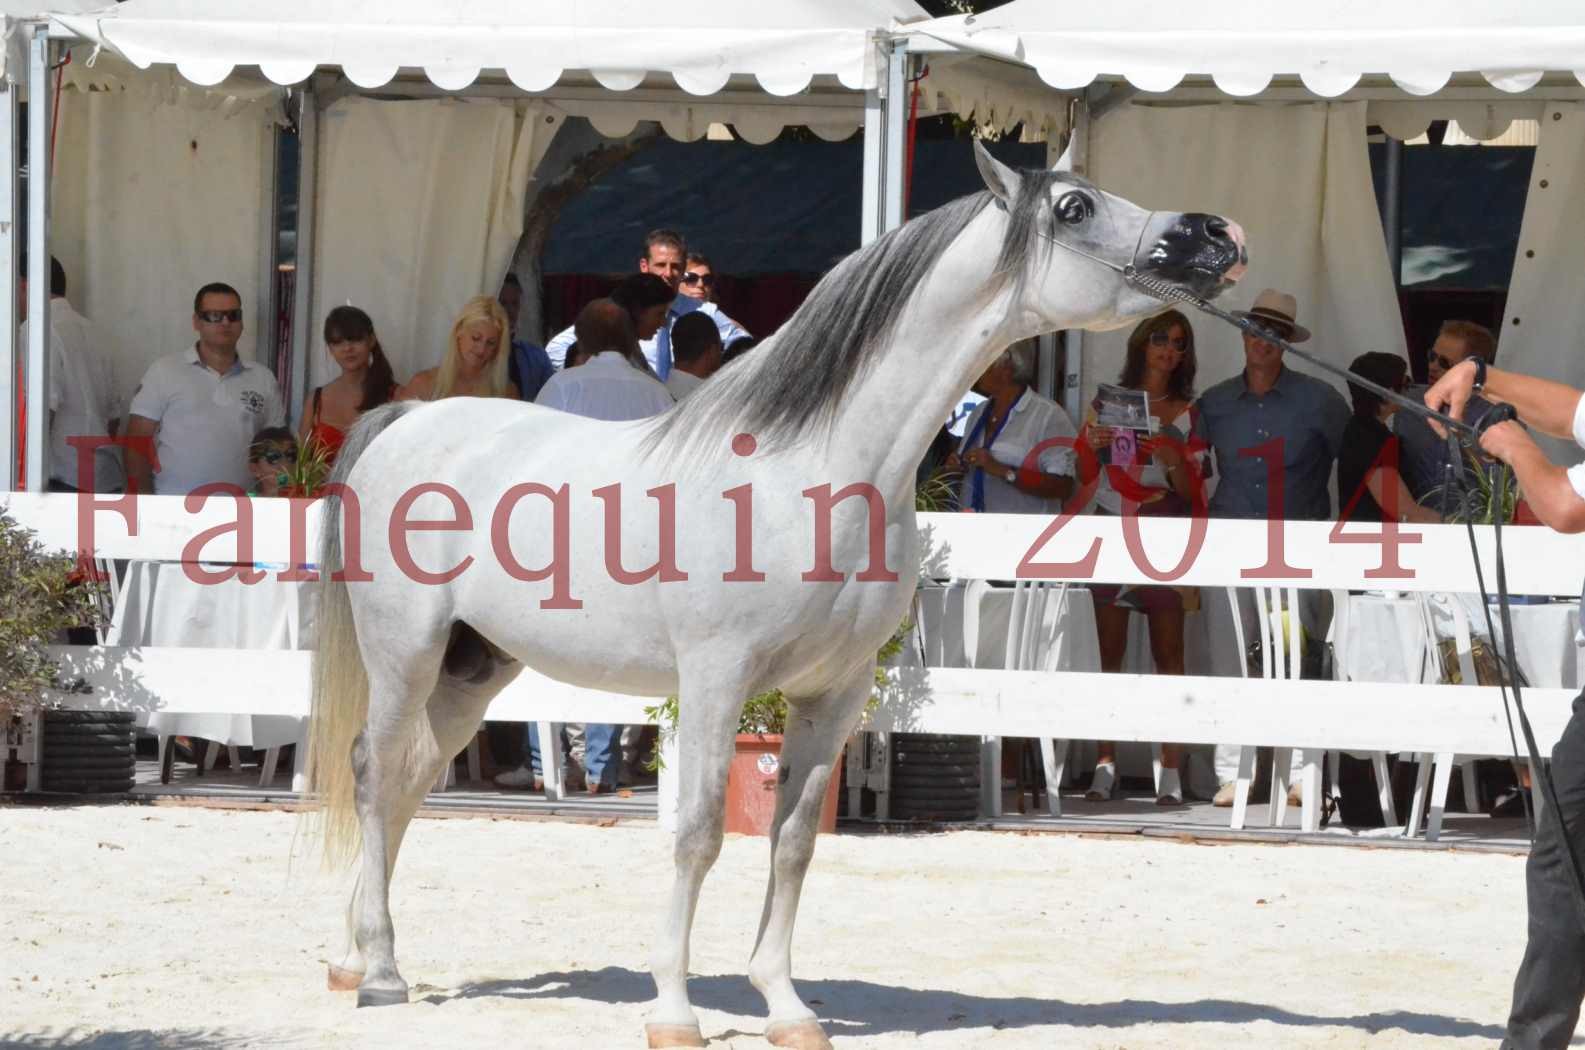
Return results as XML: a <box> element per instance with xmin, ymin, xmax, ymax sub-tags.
<box><xmin>1426</xmin><ymin>360</ymin><xmax>1584</xmax><ymax>440</ymax></box>
<box><xmin>1481</xmin><ymin>421</ymin><xmax>1585</xmax><ymax>533</ymax></box>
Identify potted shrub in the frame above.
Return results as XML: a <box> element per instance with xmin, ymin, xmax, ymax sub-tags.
<box><xmin>0</xmin><ymin>509</ymin><xmax>124</xmax><ymax>793</ymax></box>
<box><xmin>645</xmin><ymin>479</ymin><xmax>946</xmax><ymax>834</ymax></box>
<box><xmin>647</xmin><ymin>625</ymin><xmax>907</xmax><ymax>837</ymax></box>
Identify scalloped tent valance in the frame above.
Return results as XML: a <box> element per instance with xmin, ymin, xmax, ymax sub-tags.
<box><xmin>51</xmin><ymin>0</ymin><xmax>928</xmax><ymax>95</ymax></box>
<box><xmin>914</xmin><ymin>0</ymin><xmax>1585</xmax><ymax>99</ymax></box>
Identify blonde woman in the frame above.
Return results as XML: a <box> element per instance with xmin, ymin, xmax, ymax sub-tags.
<box><xmin>398</xmin><ymin>296</ymin><xmax>520</xmax><ymax>401</ymax></box>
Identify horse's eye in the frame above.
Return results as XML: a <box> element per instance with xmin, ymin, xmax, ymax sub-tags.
<box><xmin>1055</xmin><ymin>191</ymin><xmax>1092</xmax><ymax>226</ymax></box>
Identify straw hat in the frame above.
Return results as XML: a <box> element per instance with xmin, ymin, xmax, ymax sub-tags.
<box><xmin>1233</xmin><ymin>288</ymin><xmax>1311</xmax><ymax>343</ymax></box>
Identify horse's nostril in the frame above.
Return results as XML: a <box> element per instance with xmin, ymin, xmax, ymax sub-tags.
<box><xmin>1204</xmin><ymin>215</ymin><xmax>1230</xmax><ymax>241</ymax></box>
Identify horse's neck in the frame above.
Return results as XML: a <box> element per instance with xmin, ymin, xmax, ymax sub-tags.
<box><xmin>824</xmin><ymin>217</ymin><xmax>1034</xmax><ymax>498</ymax></box>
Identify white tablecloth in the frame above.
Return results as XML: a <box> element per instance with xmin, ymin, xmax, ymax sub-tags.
<box><xmin>106</xmin><ymin>561</ymin><xmax>315</xmax><ymax>748</ymax></box>
<box><xmin>1341</xmin><ymin>593</ymin><xmax>1581</xmax><ymax>690</ymax></box>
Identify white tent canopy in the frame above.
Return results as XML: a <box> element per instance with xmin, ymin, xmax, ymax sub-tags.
<box><xmin>916</xmin><ymin>0</ymin><xmax>1585</xmax><ymax>97</ymax></box>
<box><xmin>53</xmin><ymin>0</ymin><xmax>926</xmax><ymax>95</ymax></box>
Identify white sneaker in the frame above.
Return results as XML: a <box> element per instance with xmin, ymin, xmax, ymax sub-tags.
<box><xmin>493</xmin><ymin>766</ymin><xmax>542</xmax><ymax>791</ymax></box>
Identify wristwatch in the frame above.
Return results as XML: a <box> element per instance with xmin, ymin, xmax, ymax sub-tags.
<box><xmin>1003</xmin><ymin>467</ymin><xmax>1017</xmax><ymax>484</ymax></box>
<box><xmin>1468</xmin><ymin>356</ymin><xmax>1487</xmax><ymax>393</ymax></box>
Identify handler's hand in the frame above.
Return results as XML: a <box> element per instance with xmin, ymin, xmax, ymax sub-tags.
<box><xmin>1478</xmin><ymin>420</ymin><xmax>1535</xmax><ymax>466</ymax></box>
<box><xmin>1424</xmin><ymin>359</ymin><xmax>1479</xmax><ymax>437</ymax></box>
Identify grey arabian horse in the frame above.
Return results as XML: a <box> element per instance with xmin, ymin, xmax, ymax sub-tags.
<box><xmin>306</xmin><ymin>143</ymin><xmax>1245</xmax><ymax>1049</ymax></box>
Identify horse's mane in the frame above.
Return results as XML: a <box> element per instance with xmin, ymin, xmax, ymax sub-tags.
<box><xmin>643</xmin><ymin>167</ymin><xmax>1068</xmax><ymax>461</ymax></box>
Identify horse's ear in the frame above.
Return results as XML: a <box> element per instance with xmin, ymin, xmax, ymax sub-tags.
<box><xmin>1051</xmin><ymin>141</ymin><xmax>1074</xmax><ymax>172</ymax></box>
<box><xmin>974</xmin><ymin>141</ymin><xmax>1021</xmax><ymax>204</ymax></box>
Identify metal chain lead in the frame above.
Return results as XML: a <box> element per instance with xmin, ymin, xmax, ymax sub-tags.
<box><xmin>1119</xmin><ymin>265</ymin><xmax>1481</xmax><ymax>443</ymax></box>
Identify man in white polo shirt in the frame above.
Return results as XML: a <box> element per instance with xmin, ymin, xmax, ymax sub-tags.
<box><xmin>123</xmin><ymin>282</ymin><xmax>285</xmax><ymax>496</ymax></box>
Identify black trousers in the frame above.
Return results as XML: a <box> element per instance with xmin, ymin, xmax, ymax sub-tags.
<box><xmin>1504</xmin><ymin>691</ymin><xmax>1585</xmax><ymax>1049</ymax></box>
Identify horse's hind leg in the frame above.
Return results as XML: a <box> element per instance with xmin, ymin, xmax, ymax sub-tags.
<box><xmin>647</xmin><ymin>667</ymin><xmax>753</xmax><ymax>1049</ymax></box>
<box><xmin>748</xmin><ymin>669</ymin><xmax>872</xmax><ymax>1050</ymax></box>
<box><xmin>347</xmin><ymin>626</ymin><xmax>520</xmax><ymax>1007</ymax></box>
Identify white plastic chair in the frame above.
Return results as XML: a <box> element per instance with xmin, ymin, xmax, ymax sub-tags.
<box><xmin>1325</xmin><ymin>588</ymin><xmax>1397</xmax><ymax>828</ymax></box>
<box><xmin>1406</xmin><ymin>594</ymin><xmax>1497</xmax><ymax>841</ymax></box>
<box><xmin>979</xmin><ymin>580</ymin><xmax>1070</xmax><ymax>818</ymax></box>
<box><xmin>1225</xmin><ymin>586</ymin><xmax>1323</xmax><ymax>832</ymax></box>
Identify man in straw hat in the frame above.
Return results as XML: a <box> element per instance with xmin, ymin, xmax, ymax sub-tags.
<box><xmin>1193</xmin><ymin>288</ymin><xmax>1348</xmax><ymax>522</ymax></box>
<box><xmin>1194</xmin><ymin>289</ymin><xmax>1349</xmax><ymax>808</ymax></box>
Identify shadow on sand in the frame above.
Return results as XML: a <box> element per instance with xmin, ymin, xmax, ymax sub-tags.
<box><xmin>424</xmin><ymin>966</ymin><xmax>1520</xmax><ymax>1043</ymax></box>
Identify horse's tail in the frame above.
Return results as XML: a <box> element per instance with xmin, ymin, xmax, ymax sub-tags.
<box><xmin>307</xmin><ymin>400</ymin><xmax>416</xmax><ymax>869</ymax></box>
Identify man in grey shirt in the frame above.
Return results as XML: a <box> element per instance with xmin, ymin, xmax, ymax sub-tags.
<box><xmin>1193</xmin><ymin>289</ymin><xmax>1349</xmax><ymax>521</ymax></box>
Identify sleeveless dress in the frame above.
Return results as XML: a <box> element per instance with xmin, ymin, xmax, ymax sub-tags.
<box><xmin>1081</xmin><ymin>400</ymin><xmax>1203</xmax><ymax>613</ymax></box>
<box><xmin>305</xmin><ymin>387</ymin><xmax>347</xmax><ymax>462</ymax></box>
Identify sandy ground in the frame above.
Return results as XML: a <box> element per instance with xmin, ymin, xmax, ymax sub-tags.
<box><xmin>0</xmin><ymin>804</ymin><xmax>1574</xmax><ymax>1050</ymax></box>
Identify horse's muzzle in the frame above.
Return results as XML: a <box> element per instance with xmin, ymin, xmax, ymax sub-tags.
<box><xmin>1136</xmin><ymin>212</ymin><xmax>1248</xmax><ymax>298</ymax></box>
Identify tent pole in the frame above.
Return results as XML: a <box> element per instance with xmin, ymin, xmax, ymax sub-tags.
<box><xmin>1383</xmin><ymin>136</ymin><xmax>1403</xmax><ymax>289</ymax></box>
<box><xmin>0</xmin><ymin>69</ymin><xmax>18</xmax><ymax>492</ymax></box>
<box><xmin>861</xmin><ymin>38</ymin><xmax>908</xmax><ymax>246</ymax></box>
<box><xmin>1060</xmin><ymin>94</ymin><xmax>1093</xmax><ymax>422</ymax></box>
<box><xmin>23</xmin><ymin>25</ymin><xmax>51</xmax><ymax>493</ymax></box>
<box><xmin>287</xmin><ymin>86</ymin><xmax>318</xmax><ymax>429</ymax></box>
<box><xmin>882</xmin><ymin>43</ymin><xmax>907</xmax><ymax>234</ymax></box>
<box><xmin>256</xmin><ymin>118</ymin><xmax>280</xmax><ymax>383</ymax></box>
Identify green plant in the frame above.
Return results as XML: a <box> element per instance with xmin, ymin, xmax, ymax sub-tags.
<box><xmin>0</xmin><ymin>510</ymin><xmax>105</xmax><ymax>720</ymax></box>
<box><xmin>1422</xmin><ymin>449</ymin><xmax>1517</xmax><ymax>524</ymax></box>
<box><xmin>645</xmin><ymin>480</ymin><xmax>937</xmax><ymax>767</ymax></box>
<box><xmin>283</xmin><ymin>438</ymin><xmax>334</xmax><ymax>497</ymax></box>
<box><xmin>643</xmin><ymin>615</ymin><xmax>912</xmax><ymax>770</ymax></box>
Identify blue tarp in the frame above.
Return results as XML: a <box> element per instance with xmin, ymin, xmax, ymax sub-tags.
<box><xmin>542</xmin><ymin>135</ymin><xmax>1047</xmax><ymax>276</ymax></box>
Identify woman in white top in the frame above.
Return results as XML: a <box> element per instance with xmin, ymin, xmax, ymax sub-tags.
<box><xmin>1080</xmin><ymin>310</ymin><xmax>1205</xmax><ymax>805</ymax></box>
<box><xmin>945</xmin><ymin>346</ymin><xmax>1077</xmax><ymax>514</ymax></box>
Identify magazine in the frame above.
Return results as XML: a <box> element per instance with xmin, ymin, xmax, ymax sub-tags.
<box><xmin>1090</xmin><ymin>384</ymin><xmax>1155</xmax><ymax>466</ymax></box>
<box><xmin>1092</xmin><ymin>383</ymin><xmax>1155</xmax><ymax>432</ymax></box>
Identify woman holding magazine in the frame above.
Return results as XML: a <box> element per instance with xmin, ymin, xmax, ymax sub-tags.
<box><xmin>1080</xmin><ymin>310</ymin><xmax>1206</xmax><ymax>805</ymax></box>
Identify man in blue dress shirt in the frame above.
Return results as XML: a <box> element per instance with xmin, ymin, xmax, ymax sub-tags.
<box><xmin>545</xmin><ymin>229</ymin><xmax>747</xmax><ymax>378</ymax></box>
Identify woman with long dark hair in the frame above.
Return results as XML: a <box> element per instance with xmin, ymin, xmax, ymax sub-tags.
<box><xmin>1080</xmin><ymin>309</ymin><xmax>1205</xmax><ymax>805</ymax></box>
<box><xmin>300</xmin><ymin>305</ymin><xmax>396</xmax><ymax>462</ymax></box>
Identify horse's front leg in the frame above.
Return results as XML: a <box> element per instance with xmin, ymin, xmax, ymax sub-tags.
<box><xmin>748</xmin><ymin>668</ymin><xmax>873</xmax><ymax>1050</ymax></box>
<box><xmin>647</xmin><ymin>665</ymin><xmax>756</xmax><ymax>1049</ymax></box>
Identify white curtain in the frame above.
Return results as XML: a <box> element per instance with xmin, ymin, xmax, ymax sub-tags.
<box><xmin>1083</xmin><ymin>101</ymin><xmax>1403</xmax><ymax>409</ymax></box>
<box><xmin>310</xmin><ymin>97</ymin><xmax>562</xmax><ymax>392</ymax></box>
<box><xmin>51</xmin><ymin>87</ymin><xmax>270</xmax><ymax>413</ymax></box>
<box><xmin>1498</xmin><ymin>101</ymin><xmax>1585</xmax><ymax>461</ymax></box>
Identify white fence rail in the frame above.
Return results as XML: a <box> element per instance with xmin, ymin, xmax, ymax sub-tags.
<box><xmin>7</xmin><ymin>492</ymin><xmax>1581</xmax><ymax>831</ymax></box>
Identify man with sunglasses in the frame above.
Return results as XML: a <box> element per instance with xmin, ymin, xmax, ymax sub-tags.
<box><xmin>1395</xmin><ymin>320</ymin><xmax>1499</xmax><ymax>500</ymax></box>
<box><xmin>545</xmin><ymin>231</ymin><xmax>747</xmax><ymax>380</ymax></box>
<box><xmin>124</xmin><ymin>282</ymin><xmax>284</xmax><ymax>496</ymax></box>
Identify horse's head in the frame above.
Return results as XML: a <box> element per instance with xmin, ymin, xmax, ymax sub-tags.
<box><xmin>974</xmin><ymin>142</ymin><xmax>1247</xmax><ymax>332</ymax></box>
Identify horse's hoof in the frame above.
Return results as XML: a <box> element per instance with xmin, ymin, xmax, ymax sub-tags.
<box><xmin>355</xmin><ymin>983</ymin><xmax>409</xmax><ymax>1008</ymax></box>
<box><xmin>644</xmin><ymin>1022</ymin><xmax>707</xmax><ymax>1048</ymax></box>
<box><xmin>326</xmin><ymin>963</ymin><xmax>365</xmax><ymax>992</ymax></box>
<box><xmin>766</xmin><ymin>1020</ymin><xmax>833</xmax><ymax>1050</ymax></box>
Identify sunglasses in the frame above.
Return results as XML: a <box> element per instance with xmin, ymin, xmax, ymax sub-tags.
<box><xmin>679</xmin><ymin>272</ymin><xmax>715</xmax><ymax>288</ymax></box>
<box><xmin>198</xmin><ymin>308</ymin><xmax>243</xmax><ymax>324</ymax></box>
<box><xmin>1427</xmin><ymin>350</ymin><xmax>1460</xmax><ymax>371</ymax></box>
<box><xmin>1148</xmin><ymin>330</ymin><xmax>1188</xmax><ymax>351</ymax></box>
<box><xmin>251</xmin><ymin>448</ymin><xmax>292</xmax><ymax>465</ymax></box>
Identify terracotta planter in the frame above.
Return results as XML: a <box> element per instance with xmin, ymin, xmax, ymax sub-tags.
<box><xmin>723</xmin><ymin>734</ymin><xmax>841</xmax><ymax>837</ymax></box>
